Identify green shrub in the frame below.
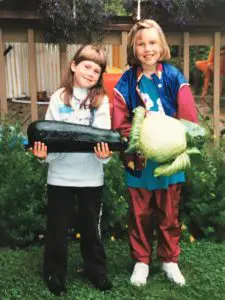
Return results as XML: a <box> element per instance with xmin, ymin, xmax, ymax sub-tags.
<box><xmin>182</xmin><ymin>138</ymin><xmax>225</xmax><ymax>241</ymax></box>
<box><xmin>0</xmin><ymin>123</ymin><xmax>47</xmax><ymax>248</ymax></box>
<box><xmin>102</xmin><ymin>154</ymin><xmax>129</xmax><ymax>238</ymax></box>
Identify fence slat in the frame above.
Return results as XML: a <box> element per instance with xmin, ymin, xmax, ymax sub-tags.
<box><xmin>0</xmin><ymin>28</ymin><xmax>7</xmax><ymax>114</ymax></box>
<box><xmin>183</xmin><ymin>32</ymin><xmax>190</xmax><ymax>81</ymax></box>
<box><xmin>28</xmin><ymin>29</ymin><xmax>37</xmax><ymax>121</ymax></box>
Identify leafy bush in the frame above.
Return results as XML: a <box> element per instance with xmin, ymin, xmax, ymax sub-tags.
<box><xmin>181</xmin><ymin>137</ymin><xmax>225</xmax><ymax>241</ymax></box>
<box><xmin>102</xmin><ymin>154</ymin><xmax>129</xmax><ymax>238</ymax></box>
<box><xmin>39</xmin><ymin>0</ymin><xmax>105</xmax><ymax>43</ymax></box>
<box><xmin>0</xmin><ymin>123</ymin><xmax>47</xmax><ymax>248</ymax></box>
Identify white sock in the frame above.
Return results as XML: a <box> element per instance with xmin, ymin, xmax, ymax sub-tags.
<box><xmin>130</xmin><ymin>262</ymin><xmax>149</xmax><ymax>287</ymax></box>
<box><xmin>162</xmin><ymin>262</ymin><xmax>185</xmax><ymax>286</ymax></box>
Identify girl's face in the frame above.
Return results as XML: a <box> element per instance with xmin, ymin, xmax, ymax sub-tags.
<box><xmin>134</xmin><ymin>28</ymin><xmax>162</xmax><ymax>71</ymax></box>
<box><xmin>71</xmin><ymin>60</ymin><xmax>102</xmax><ymax>88</ymax></box>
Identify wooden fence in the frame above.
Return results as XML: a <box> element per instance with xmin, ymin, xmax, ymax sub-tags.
<box><xmin>0</xmin><ymin>27</ymin><xmax>225</xmax><ymax>138</ymax></box>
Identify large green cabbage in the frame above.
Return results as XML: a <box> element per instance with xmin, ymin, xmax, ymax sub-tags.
<box><xmin>126</xmin><ymin>106</ymin><xmax>205</xmax><ymax>177</ymax></box>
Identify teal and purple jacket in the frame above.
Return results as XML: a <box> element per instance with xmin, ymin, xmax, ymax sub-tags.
<box><xmin>112</xmin><ymin>62</ymin><xmax>198</xmax><ymax>137</ymax></box>
<box><xmin>112</xmin><ymin>62</ymin><xmax>198</xmax><ymax>186</ymax></box>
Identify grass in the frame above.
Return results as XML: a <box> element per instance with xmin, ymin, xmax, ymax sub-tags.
<box><xmin>1</xmin><ymin>239</ymin><xmax>225</xmax><ymax>300</ymax></box>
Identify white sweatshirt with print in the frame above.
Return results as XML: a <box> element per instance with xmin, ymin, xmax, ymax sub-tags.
<box><xmin>45</xmin><ymin>87</ymin><xmax>111</xmax><ymax>187</ymax></box>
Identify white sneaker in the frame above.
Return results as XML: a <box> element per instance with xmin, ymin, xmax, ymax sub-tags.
<box><xmin>130</xmin><ymin>262</ymin><xmax>149</xmax><ymax>287</ymax></box>
<box><xmin>162</xmin><ymin>262</ymin><xmax>185</xmax><ymax>286</ymax></box>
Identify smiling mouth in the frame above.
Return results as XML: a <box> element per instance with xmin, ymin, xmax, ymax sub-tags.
<box><xmin>83</xmin><ymin>77</ymin><xmax>92</xmax><ymax>83</ymax></box>
<box><xmin>144</xmin><ymin>55</ymin><xmax>154</xmax><ymax>59</ymax></box>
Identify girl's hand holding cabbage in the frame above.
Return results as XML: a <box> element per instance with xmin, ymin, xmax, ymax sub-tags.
<box><xmin>125</xmin><ymin>106</ymin><xmax>206</xmax><ymax>177</ymax></box>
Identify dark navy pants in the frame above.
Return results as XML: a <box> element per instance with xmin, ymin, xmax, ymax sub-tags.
<box><xmin>43</xmin><ymin>184</ymin><xmax>107</xmax><ymax>281</ymax></box>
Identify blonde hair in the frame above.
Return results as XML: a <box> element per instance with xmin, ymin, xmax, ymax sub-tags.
<box><xmin>61</xmin><ymin>44</ymin><xmax>107</xmax><ymax>108</ymax></box>
<box><xmin>127</xmin><ymin>19</ymin><xmax>171</xmax><ymax>66</ymax></box>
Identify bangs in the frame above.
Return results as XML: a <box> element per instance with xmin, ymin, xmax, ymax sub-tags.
<box><xmin>74</xmin><ymin>45</ymin><xmax>107</xmax><ymax>72</ymax></box>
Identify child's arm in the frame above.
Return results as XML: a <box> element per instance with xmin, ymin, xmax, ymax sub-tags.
<box><xmin>176</xmin><ymin>85</ymin><xmax>198</xmax><ymax>123</ymax></box>
<box><xmin>92</xmin><ymin>95</ymin><xmax>112</xmax><ymax>163</ymax></box>
<box><xmin>45</xmin><ymin>89</ymin><xmax>64</xmax><ymax>121</ymax></box>
<box><xmin>112</xmin><ymin>92</ymin><xmax>132</xmax><ymax>137</ymax></box>
<box><xmin>92</xmin><ymin>95</ymin><xmax>111</xmax><ymax>130</ymax></box>
<box><xmin>112</xmin><ymin>91</ymin><xmax>146</xmax><ymax>172</ymax></box>
<box><xmin>42</xmin><ymin>89</ymin><xmax>66</xmax><ymax>163</ymax></box>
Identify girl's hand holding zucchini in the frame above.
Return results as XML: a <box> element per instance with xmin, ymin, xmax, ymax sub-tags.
<box><xmin>94</xmin><ymin>142</ymin><xmax>113</xmax><ymax>158</ymax></box>
<box><xmin>32</xmin><ymin>141</ymin><xmax>48</xmax><ymax>159</ymax></box>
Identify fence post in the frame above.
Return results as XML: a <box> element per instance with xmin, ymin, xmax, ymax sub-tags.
<box><xmin>28</xmin><ymin>28</ymin><xmax>38</xmax><ymax>121</ymax></box>
<box><xmin>183</xmin><ymin>32</ymin><xmax>190</xmax><ymax>81</ymax></box>
<box><xmin>213</xmin><ymin>31</ymin><xmax>221</xmax><ymax>141</ymax></box>
<box><xmin>120</xmin><ymin>31</ymin><xmax>128</xmax><ymax>70</ymax></box>
<box><xmin>0</xmin><ymin>28</ymin><xmax>7</xmax><ymax>115</ymax></box>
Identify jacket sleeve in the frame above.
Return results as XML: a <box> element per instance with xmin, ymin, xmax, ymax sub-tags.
<box><xmin>177</xmin><ymin>85</ymin><xmax>198</xmax><ymax>123</ymax></box>
<box><xmin>92</xmin><ymin>95</ymin><xmax>112</xmax><ymax>164</ymax></box>
<box><xmin>92</xmin><ymin>95</ymin><xmax>111</xmax><ymax>130</ymax></box>
<box><xmin>44</xmin><ymin>89</ymin><xmax>66</xmax><ymax>163</ymax></box>
<box><xmin>112</xmin><ymin>90</ymin><xmax>146</xmax><ymax>173</ymax></box>
<box><xmin>112</xmin><ymin>91</ymin><xmax>132</xmax><ymax>137</ymax></box>
<box><xmin>45</xmin><ymin>90</ymin><xmax>63</xmax><ymax>122</ymax></box>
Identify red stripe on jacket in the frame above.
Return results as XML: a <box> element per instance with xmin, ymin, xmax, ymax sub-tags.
<box><xmin>176</xmin><ymin>85</ymin><xmax>198</xmax><ymax>123</ymax></box>
<box><xmin>112</xmin><ymin>91</ymin><xmax>132</xmax><ymax>137</ymax></box>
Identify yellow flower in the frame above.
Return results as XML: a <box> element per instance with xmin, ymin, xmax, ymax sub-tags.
<box><xmin>181</xmin><ymin>224</ymin><xmax>187</xmax><ymax>231</ymax></box>
<box><xmin>111</xmin><ymin>236</ymin><xmax>115</xmax><ymax>241</ymax></box>
<box><xmin>76</xmin><ymin>233</ymin><xmax>81</xmax><ymax>239</ymax></box>
<box><xmin>125</xmin><ymin>224</ymin><xmax>128</xmax><ymax>228</ymax></box>
<box><xmin>189</xmin><ymin>235</ymin><xmax>195</xmax><ymax>243</ymax></box>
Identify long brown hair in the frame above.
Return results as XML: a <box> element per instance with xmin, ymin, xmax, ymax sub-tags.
<box><xmin>127</xmin><ymin>19</ymin><xmax>171</xmax><ymax>66</ymax></box>
<box><xmin>60</xmin><ymin>44</ymin><xmax>107</xmax><ymax>108</ymax></box>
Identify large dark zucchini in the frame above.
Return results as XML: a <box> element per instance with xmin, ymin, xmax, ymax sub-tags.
<box><xmin>27</xmin><ymin>120</ymin><xmax>127</xmax><ymax>152</ymax></box>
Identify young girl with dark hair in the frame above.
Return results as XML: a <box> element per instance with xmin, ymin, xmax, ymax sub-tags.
<box><xmin>33</xmin><ymin>44</ymin><xmax>112</xmax><ymax>296</ymax></box>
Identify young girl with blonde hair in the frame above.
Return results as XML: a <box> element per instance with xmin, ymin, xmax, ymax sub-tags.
<box><xmin>113</xmin><ymin>19</ymin><xmax>198</xmax><ymax>287</ymax></box>
<box><xmin>33</xmin><ymin>44</ymin><xmax>112</xmax><ymax>296</ymax></box>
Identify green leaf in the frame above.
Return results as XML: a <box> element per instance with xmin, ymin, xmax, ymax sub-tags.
<box><xmin>180</xmin><ymin>119</ymin><xmax>206</xmax><ymax>138</ymax></box>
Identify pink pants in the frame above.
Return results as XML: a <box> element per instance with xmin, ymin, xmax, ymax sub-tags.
<box><xmin>128</xmin><ymin>184</ymin><xmax>182</xmax><ymax>265</ymax></box>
